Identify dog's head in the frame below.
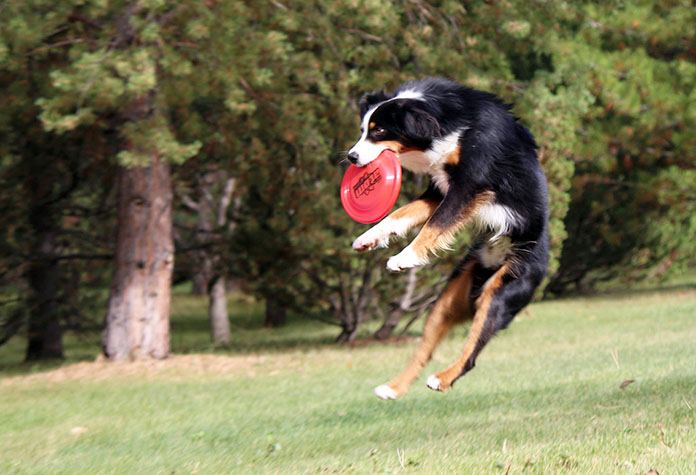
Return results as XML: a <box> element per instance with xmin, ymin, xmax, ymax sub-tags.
<box><xmin>347</xmin><ymin>89</ymin><xmax>441</xmax><ymax>167</ymax></box>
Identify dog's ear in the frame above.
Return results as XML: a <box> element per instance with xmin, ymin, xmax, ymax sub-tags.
<box><xmin>402</xmin><ymin>105</ymin><xmax>441</xmax><ymax>142</ymax></box>
<box><xmin>359</xmin><ymin>90</ymin><xmax>393</xmax><ymax>117</ymax></box>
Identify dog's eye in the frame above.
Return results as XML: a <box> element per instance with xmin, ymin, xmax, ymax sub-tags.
<box><xmin>373</xmin><ymin>127</ymin><xmax>386</xmax><ymax>136</ymax></box>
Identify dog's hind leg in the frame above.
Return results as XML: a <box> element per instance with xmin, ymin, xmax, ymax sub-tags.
<box><xmin>425</xmin><ymin>262</ymin><xmax>536</xmax><ymax>392</ymax></box>
<box><xmin>374</xmin><ymin>259</ymin><xmax>476</xmax><ymax>400</ymax></box>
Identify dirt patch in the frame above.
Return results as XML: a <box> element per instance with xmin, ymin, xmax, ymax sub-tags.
<box><xmin>0</xmin><ymin>353</ymin><xmax>281</xmax><ymax>386</ymax></box>
<box><xmin>1</xmin><ymin>339</ymin><xmax>411</xmax><ymax>387</ymax></box>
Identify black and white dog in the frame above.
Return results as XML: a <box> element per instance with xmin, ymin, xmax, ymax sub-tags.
<box><xmin>347</xmin><ymin>78</ymin><xmax>549</xmax><ymax>400</ymax></box>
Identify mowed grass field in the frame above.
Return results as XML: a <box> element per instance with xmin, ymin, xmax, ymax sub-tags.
<box><xmin>1</xmin><ymin>284</ymin><xmax>695</xmax><ymax>474</ymax></box>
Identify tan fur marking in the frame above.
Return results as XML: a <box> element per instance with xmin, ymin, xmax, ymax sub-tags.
<box><xmin>389</xmin><ymin>199</ymin><xmax>439</xmax><ymax>224</ymax></box>
<box><xmin>385</xmin><ymin>261</ymin><xmax>477</xmax><ymax>395</ymax></box>
<box><xmin>433</xmin><ymin>264</ymin><xmax>508</xmax><ymax>390</ymax></box>
<box><xmin>369</xmin><ymin>121</ymin><xmax>376</xmax><ymax>129</ymax></box>
<box><xmin>445</xmin><ymin>144</ymin><xmax>461</xmax><ymax>165</ymax></box>
<box><xmin>354</xmin><ymin>199</ymin><xmax>441</xmax><ymax>253</ymax></box>
<box><xmin>408</xmin><ymin>191</ymin><xmax>495</xmax><ymax>260</ymax></box>
<box><xmin>374</xmin><ymin>140</ymin><xmax>419</xmax><ymax>154</ymax></box>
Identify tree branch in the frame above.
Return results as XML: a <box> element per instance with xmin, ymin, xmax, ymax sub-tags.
<box><xmin>216</xmin><ymin>176</ymin><xmax>236</xmax><ymax>227</ymax></box>
<box><xmin>180</xmin><ymin>193</ymin><xmax>199</xmax><ymax>212</ymax></box>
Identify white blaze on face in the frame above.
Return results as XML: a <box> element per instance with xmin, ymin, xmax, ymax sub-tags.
<box><xmin>348</xmin><ymin>90</ymin><xmax>424</xmax><ymax>167</ymax></box>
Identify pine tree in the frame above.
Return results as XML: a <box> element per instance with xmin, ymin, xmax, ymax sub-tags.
<box><xmin>541</xmin><ymin>1</ymin><xmax>696</xmax><ymax>292</ymax></box>
<box><xmin>0</xmin><ymin>2</ymin><xmax>116</xmax><ymax>358</ymax></box>
<box><xmin>224</xmin><ymin>0</ymin><xmax>583</xmax><ymax>337</ymax></box>
<box><xmin>28</xmin><ymin>2</ymin><xmax>204</xmax><ymax>359</ymax></box>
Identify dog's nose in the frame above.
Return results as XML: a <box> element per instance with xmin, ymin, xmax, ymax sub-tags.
<box><xmin>347</xmin><ymin>152</ymin><xmax>359</xmax><ymax>164</ymax></box>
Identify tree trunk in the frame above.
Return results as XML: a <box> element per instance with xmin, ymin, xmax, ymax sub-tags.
<box><xmin>192</xmin><ymin>271</ymin><xmax>211</xmax><ymax>295</ymax></box>
<box><xmin>187</xmin><ymin>170</ymin><xmax>237</xmax><ymax>341</ymax></box>
<box><xmin>373</xmin><ymin>312</ymin><xmax>401</xmax><ymax>341</ymax></box>
<box><xmin>25</xmin><ymin>230</ymin><xmax>63</xmax><ymax>360</ymax></box>
<box><xmin>264</xmin><ymin>297</ymin><xmax>287</xmax><ymax>327</ymax></box>
<box><xmin>335</xmin><ymin>324</ymin><xmax>358</xmax><ymax>343</ymax></box>
<box><xmin>103</xmin><ymin>155</ymin><xmax>173</xmax><ymax>360</ymax></box>
<box><xmin>191</xmin><ymin>187</ymin><xmax>213</xmax><ymax>295</ymax></box>
<box><xmin>24</xmin><ymin>140</ymin><xmax>63</xmax><ymax>360</ymax></box>
<box><xmin>335</xmin><ymin>263</ymin><xmax>374</xmax><ymax>343</ymax></box>
<box><xmin>208</xmin><ymin>275</ymin><xmax>230</xmax><ymax>346</ymax></box>
<box><xmin>374</xmin><ymin>268</ymin><xmax>418</xmax><ymax>340</ymax></box>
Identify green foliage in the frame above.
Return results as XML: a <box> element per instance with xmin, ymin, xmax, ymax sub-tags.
<box><xmin>222</xmin><ymin>0</ymin><xmax>587</xmax><ymax>327</ymax></box>
<box><xmin>20</xmin><ymin>1</ymin><xmax>206</xmax><ymax>167</ymax></box>
<box><xmin>0</xmin><ymin>2</ymin><xmax>117</xmax><ymax>347</ymax></box>
<box><xmin>222</xmin><ymin>0</ymin><xmax>695</xmax><ymax>315</ymax></box>
<box><xmin>117</xmin><ymin>117</ymin><xmax>200</xmax><ymax>166</ymax></box>
<box><xmin>547</xmin><ymin>0</ymin><xmax>695</xmax><ymax>292</ymax></box>
<box><xmin>0</xmin><ymin>1</ymin><xmax>210</xmax><ymax>349</ymax></box>
<box><xmin>1</xmin><ymin>0</ymin><xmax>694</xmax><ymax>351</ymax></box>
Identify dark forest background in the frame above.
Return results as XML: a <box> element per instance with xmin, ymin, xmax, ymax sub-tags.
<box><xmin>0</xmin><ymin>0</ymin><xmax>693</xmax><ymax>361</ymax></box>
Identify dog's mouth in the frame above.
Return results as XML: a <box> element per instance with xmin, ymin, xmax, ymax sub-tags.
<box><xmin>348</xmin><ymin>139</ymin><xmax>407</xmax><ymax>168</ymax></box>
<box><xmin>375</xmin><ymin>141</ymin><xmax>405</xmax><ymax>154</ymax></box>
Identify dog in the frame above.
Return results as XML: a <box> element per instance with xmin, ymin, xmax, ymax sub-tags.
<box><xmin>347</xmin><ymin>77</ymin><xmax>549</xmax><ymax>399</ymax></box>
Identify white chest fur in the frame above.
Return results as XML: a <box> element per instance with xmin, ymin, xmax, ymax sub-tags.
<box><xmin>399</xmin><ymin>129</ymin><xmax>464</xmax><ymax>194</ymax></box>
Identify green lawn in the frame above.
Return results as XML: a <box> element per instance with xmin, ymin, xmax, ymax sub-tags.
<box><xmin>1</xmin><ymin>285</ymin><xmax>695</xmax><ymax>474</ymax></box>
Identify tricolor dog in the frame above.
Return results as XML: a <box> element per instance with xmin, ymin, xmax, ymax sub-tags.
<box><xmin>347</xmin><ymin>78</ymin><xmax>549</xmax><ymax>400</ymax></box>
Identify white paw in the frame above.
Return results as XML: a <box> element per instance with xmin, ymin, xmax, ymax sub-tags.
<box><xmin>374</xmin><ymin>384</ymin><xmax>398</xmax><ymax>400</ymax></box>
<box><xmin>352</xmin><ymin>228</ymin><xmax>389</xmax><ymax>252</ymax></box>
<box><xmin>386</xmin><ymin>247</ymin><xmax>425</xmax><ymax>272</ymax></box>
<box><xmin>426</xmin><ymin>374</ymin><xmax>442</xmax><ymax>391</ymax></box>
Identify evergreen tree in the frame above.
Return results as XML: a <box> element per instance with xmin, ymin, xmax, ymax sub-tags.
<box><xmin>224</xmin><ymin>0</ymin><xmax>583</xmax><ymax>338</ymax></box>
<box><xmin>9</xmin><ymin>2</ymin><xmax>204</xmax><ymax>359</ymax></box>
<box><xmin>543</xmin><ymin>1</ymin><xmax>695</xmax><ymax>292</ymax></box>
<box><xmin>0</xmin><ymin>2</ymin><xmax>116</xmax><ymax>358</ymax></box>
<box><xmin>1</xmin><ymin>0</ymin><xmax>692</xmax><ymax>357</ymax></box>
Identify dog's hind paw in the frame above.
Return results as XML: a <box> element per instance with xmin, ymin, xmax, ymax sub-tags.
<box><xmin>426</xmin><ymin>374</ymin><xmax>444</xmax><ymax>392</ymax></box>
<box><xmin>374</xmin><ymin>384</ymin><xmax>399</xmax><ymax>400</ymax></box>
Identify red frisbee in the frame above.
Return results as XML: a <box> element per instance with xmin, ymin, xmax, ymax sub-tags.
<box><xmin>340</xmin><ymin>150</ymin><xmax>402</xmax><ymax>224</ymax></box>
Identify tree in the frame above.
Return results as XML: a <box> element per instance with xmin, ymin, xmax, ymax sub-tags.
<box><xmin>0</xmin><ymin>4</ymin><xmax>117</xmax><ymax>359</ymax></box>
<box><xmin>226</xmin><ymin>0</ymin><xmax>582</xmax><ymax>339</ymax></box>
<box><xmin>176</xmin><ymin>163</ymin><xmax>237</xmax><ymax>345</ymax></box>
<box><xmin>34</xmin><ymin>2</ymin><xmax>204</xmax><ymax>359</ymax></box>
<box><xmin>540</xmin><ymin>1</ymin><xmax>696</xmax><ymax>293</ymax></box>
<box><xmin>3</xmin><ymin>0</ymin><xmax>690</xmax><ymax>361</ymax></box>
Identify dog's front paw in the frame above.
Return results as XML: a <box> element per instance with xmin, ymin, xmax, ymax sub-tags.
<box><xmin>352</xmin><ymin>229</ymin><xmax>389</xmax><ymax>252</ymax></box>
<box><xmin>386</xmin><ymin>247</ymin><xmax>425</xmax><ymax>272</ymax></box>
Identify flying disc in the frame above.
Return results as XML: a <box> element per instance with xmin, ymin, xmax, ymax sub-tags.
<box><xmin>340</xmin><ymin>150</ymin><xmax>402</xmax><ymax>224</ymax></box>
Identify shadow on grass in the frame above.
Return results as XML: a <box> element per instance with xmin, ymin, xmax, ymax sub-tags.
<box><xmin>2</xmin><ymin>279</ymin><xmax>694</xmax><ymax>377</ymax></box>
<box><xmin>550</xmin><ymin>282</ymin><xmax>696</xmax><ymax>302</ymax></box>
<box><xmin>0</xmin><ymin>300</ymin><xmax>351</xmax><ymax>377</ymax></box>
<box><xmin>170</xmin><ymin>303</ymin><xmax>344</xmax><ymax>354</ymax></box>
<box><xmin>0</xmin><ymin>343</ymin><xmax>100</xmax><ymax>377</ymax></box>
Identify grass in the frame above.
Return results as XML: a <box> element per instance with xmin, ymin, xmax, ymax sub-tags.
<box><xmin>1</xmin><ymin>285</ymin><xmax>695</xmax><ymax>474</ymax></box>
